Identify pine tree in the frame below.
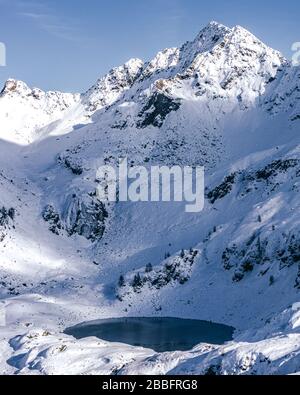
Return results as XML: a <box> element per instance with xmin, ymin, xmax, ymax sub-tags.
<box><xmin>118</xmin><ymin>275</ymin><xmax>125</xmax><ymax>288</ymax></box>
<box><xmin>256</xmin><ymin>236</ymin><xmax>264</xmax><ymax>264</ymax></box>
<box><xmin>132</xmin><ymin>273</ymin><xmax>143</xmax><ymax>289</ymax></box>
<box><xmin>8</xmin><ymin>208</ymin><xmax>15</xmax><ymax>220</ymax></box>
<box><xmin>145</xmin><ymin>263</ymin><xmax>153</xmax><ymax>273</ymax></box>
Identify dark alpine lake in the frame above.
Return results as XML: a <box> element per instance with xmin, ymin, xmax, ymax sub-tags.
<box><xmin>65</xmin><ymin>317</ymin><xmax>234</xmax><ymax>352</ymax></box>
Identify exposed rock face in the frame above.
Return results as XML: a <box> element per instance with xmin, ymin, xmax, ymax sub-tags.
<box><xmin>82</xmin><ymin>58</ymin><xmax>144</xmax><ymax>112</ymax></box>
<box><xmin>57</xmin><ymin>152</ymin><xmax>84</xmax><ymax>176</ymax></box>
<box><xmin>0</xmin><ymin>207</ymin><xmax>15</xmax><ymax>242</ymax></box>
<box><xmin>137</xmin><ymin>93</ymin><xmax>181</xmax><ymax>128</ymax></box>
<box><xmin>42</xmin><ymin>205</ymin><xmax>63</xmax><ymax>236</ymax></box>
<box><xmin>43</xmin><ymin>195</ymin><xmax>108</xmax><ymax>242</ymax></box>
<box><xmin>222</xmin><ymin>231</ymin><xmax>300</xmax><ymax>286</ymax></box>
<box><xmin>63</xmin><ymin>194</ymin><xmax>108</xmax><ymax>242</ymax></box>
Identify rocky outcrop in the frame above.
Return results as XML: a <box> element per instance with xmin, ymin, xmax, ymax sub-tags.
<box><xmin>117</xmin><ymin>249</ymin><xmax>199</xmax><ymax>300</ymax></box>
<box><xmin>43</xmin><ymin>194</ymin><xmax>108</xmax><ymax>242</ymax></box>
<box><xmin>83</xmin><ymin>58</ymin><xmax>144</xmax><ymax>112</ymax></box>
<box><xmin>137</xmin><ymin>93</ymin><xmax>181</xmax><ymax>128</ymax></box>
<box><xmin>0</xmin><ymin>207</ymin><xmax>15</xmax><ymax>242</ymax></box>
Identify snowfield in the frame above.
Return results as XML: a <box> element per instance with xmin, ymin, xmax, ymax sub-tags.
<box><xmin>0</xmin><ymin>21</ymin><xmax>299</xmax><ymax>375</ymax></box>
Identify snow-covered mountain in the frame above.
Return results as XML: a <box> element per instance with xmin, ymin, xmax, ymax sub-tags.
<box><xmin>0</xmin><ymin>21</ymin><xmax>299</xmax><ymax>375</ymax></box>
<box><xmin>0</xmin><ymin>79</ymin><xmax>81</xmax><ymax>144</ymax></box>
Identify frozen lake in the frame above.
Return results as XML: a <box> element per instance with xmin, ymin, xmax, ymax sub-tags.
<box><xmin>65</xmin><ymin>317</ymin><xmax>234</xmax><ymax>352</ymax></box>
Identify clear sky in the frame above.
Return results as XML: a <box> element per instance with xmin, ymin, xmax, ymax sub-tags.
<box><xmin>0</xmin><ymin>0</ymin><xmax>299</xmax><ymax>93</ymax></box>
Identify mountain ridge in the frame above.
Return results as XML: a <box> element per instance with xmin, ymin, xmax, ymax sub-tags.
<box><xmin>1</xmin><ymin>21</ymin><xmax>296</xmax><ymax>147</ymax></box>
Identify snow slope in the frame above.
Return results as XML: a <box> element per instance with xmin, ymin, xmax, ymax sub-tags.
<box><xmin>0</xmin><ymin>21</ymin><xmax>299</xmax><ymax>375</ymax></box>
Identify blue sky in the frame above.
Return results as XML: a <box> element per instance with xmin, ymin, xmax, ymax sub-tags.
<box><xmin>0</xmin><ymin>0</ymin><xmax>299</xmax><ymax>92</ymax></box>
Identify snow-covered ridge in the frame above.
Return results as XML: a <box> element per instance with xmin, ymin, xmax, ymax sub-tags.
<box><xmin>82</xmin><ymin>58</ymin><xmax>144</xmax><ymax>112</ymax></box>
<box><xmin>0</xmin><ymin>21</ymin><xmax>295</xmax><ymax>145</ymax></box>
<box><xmin>0</xmin><ymin>78</ymin><xmax>80</xmax><ymax>144</ymax></box>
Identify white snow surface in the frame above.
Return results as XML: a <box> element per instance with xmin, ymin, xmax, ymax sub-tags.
<box><xmin>0</xmin><ymin>21</ymin><xmax>299</xmax><ymax>375</ymax></box>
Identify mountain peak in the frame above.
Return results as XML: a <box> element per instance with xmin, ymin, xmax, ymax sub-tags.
<box><xmin>123</xmin><ymin>58</ymin><xmax>144</xmax><ymax>69</ymax></box>
<box><xmin>196</xmin><ymin>20</ymin><xmax>231</xmax><ymax>38</ymax></box>
<box><xmin>0</xmin><ymin>78</ymin><xmax>32</xmax><ymax>97</ymax></box>
<box><xmin>205</xmin><ymin>20</ymin><xmax>228</xmax><ymax>29</ymax></box>
<box><xmin>189</xmin><ymin>21</ymin><xmax>231</xmax><ymax>54</ymax></box>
